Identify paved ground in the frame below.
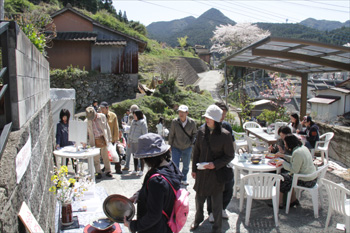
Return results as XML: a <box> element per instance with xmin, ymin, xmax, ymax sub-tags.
<box><xmin>91</xmin><ymin>158</ymin><xmax>349</xmax><ymax>233</ymax></box>
<box><xmin>196</xmin><ymin>70</ymin><xmax>224</xmax><ymax>101</ymax></box>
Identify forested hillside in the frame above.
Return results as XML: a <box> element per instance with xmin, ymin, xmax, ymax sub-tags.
<box><xmin>147</xmin><ymin>8</ymin><xmax>235</xmax><ymax>48</ymax></box>
<box><xmin>147</xmin><ymin>8</ymin><xmax>350</xmax><ymax>48</ymax></box>
<box><xmin>300</xmin><ymin>18</ymin><xmax>350</xmax><ymax>31</ymax></box>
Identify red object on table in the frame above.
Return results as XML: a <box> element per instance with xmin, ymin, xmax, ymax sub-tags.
<box><xmin>84</xmin><ymin>223</ymin><xmax>122</xmax><ymax>233</ymax></box>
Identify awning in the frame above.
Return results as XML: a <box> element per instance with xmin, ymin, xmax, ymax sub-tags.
<box><xmin>307</xmin><ymin>95</ymin><xmax>341</xmax><ymax>104</ymax></box>
<box><xmin>221</xmin><ymin>36</ymin><xmax>350</xmax><ymax>117</ymax></box>
<box><xmin>53</xmin><ymin>32</ymin><xmax>97</xmax><ymax>41</ymax></box>
<box><xmin>94</xmin><ymin>40</ymin><xmax>127</xmax><ymax>46</ymax></box>
<box><xmin>250</xmin><ymin>99</ymin><xmax>272</xmax><ymax>106</ymax></box>
<box><xmin>222</xmin><ymin>37</ymin><xmax>350</xmax><ymax>77</ymax></box>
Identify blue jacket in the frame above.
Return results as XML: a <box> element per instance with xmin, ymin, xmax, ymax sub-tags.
<box><xmin>56</xmin><ymin>122</ymin><xmax>74</xmax><ymax>147</ymax></box>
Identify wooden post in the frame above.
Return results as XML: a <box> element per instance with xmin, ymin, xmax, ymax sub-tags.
<box><xmin>300</xmin><ymin>74</ymin><xmax>308</xmax><ymax>117</ymax></box>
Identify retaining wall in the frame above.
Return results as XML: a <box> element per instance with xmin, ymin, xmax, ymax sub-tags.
<box><xmin>0</xmin><ymin>22</ymin><xmax>55</xmax><ymax>232</ymax></box>
<box><xmin>50</xmin><ymin>73</ymin><xmax>138</xmax><ymax>111</ymax></box>
<box><xmin>317</xmin><ymin>121</ymin><xmax>350</xmax><ymax>167</ymax></box>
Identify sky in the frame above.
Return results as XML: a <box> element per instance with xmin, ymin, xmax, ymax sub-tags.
<box><xmin>112</xmin><ymin>0</ymin><xmax>350</xmax><ymax>26</ymax></box>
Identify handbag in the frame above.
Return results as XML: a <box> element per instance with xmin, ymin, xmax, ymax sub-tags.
<box><xmin>95</xmin><ymin>137</ymin><xmax>106</xmax><ymax>148</ymax></box>
<box><xmin>205</xmin><ymin>133</ymin><xmax>233</xmax><ymax>184</ymax></box>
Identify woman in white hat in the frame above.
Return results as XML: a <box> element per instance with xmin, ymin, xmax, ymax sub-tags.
<box><xmin>190</xmin><ymin>105</ymin><xmax>235</xmax><ymax>233</ymax></box>
<box><xmin>124</xmin><ymin>133</ymin><xmax>183</xmax><ymax>233</ymax></box>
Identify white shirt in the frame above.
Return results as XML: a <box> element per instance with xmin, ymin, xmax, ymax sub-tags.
<box><xmin>181</xmin><ymin>117</ymin><xmax>188</xmax><ymax>128</ymax></box>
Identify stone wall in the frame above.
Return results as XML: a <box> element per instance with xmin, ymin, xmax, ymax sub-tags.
<box><xmin>317</xmin><ymin>121</ymin><xmax>350</xmax><ymax>167</ymax></box>
<box><xmin>0</xmin><ymin>22</ymin><xmax>55</xmax><ymax>232</ymax></box>
<box><xmin>50</xmin><ymin>73</ymin><xmax>138</xmax><ymax>111</ymax></box>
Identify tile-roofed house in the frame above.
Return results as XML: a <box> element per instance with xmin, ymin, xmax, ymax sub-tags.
<box><xmin>47</xmin><ymin>5</ymin><xmax>147</xmax><ymax>74</ymax></box>
<box><xmin>194</xmin><ymin>45</ymin><xmax>211</xmax><ymax>64</ymax></box>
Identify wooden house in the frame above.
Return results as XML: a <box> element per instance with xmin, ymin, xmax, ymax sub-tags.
<box><xmin>308</xmin><ymin>85</ymin><xmax>350</xmax><ymax>120</ymax></box>
<box><xmin>47</xmin><ymin>5</ymin><xmax>147</xmax><ymax>74</ymax></box>
<box><xmin>194</xmin><ymin>45</ymin><xmax>211</xmax><ymax>64</ymax></box>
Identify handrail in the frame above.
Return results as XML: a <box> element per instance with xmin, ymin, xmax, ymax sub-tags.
<box><xmin>0</xmin><ymin>84</ymin><xmax>8</xmax><ymax>100</ymax></box>
<box><xmin>0</xmin><ymin>122</ymin><xmax>12</xmax><ymax>160</ymax></box>
<box><xmin>0</xmin><ymin>22</ymin><xmax>9</xmax><ymax>35</ymax></box>
<box><xmin>0</xmin><ymin>67</ymin><xmax>7</xmax><ymax>79</ymax></box>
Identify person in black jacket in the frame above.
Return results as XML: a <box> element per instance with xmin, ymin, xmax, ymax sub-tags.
<box><xmin>124</xmin><ymin>133</ymin><xmax>183</xmax><ymax>233</ymax></box>
<box><xmin>297</xmin><ymin>116</ymin><xmax>319</xmax><ymax>150</ymax></box>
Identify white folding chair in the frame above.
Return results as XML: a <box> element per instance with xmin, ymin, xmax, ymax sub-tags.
<box><xmin>285</xmin><ymin>164</ymin><xmax>329</xmax><ymax>218</ymax></box>
<box><xmin>321</xmin><ymin>178</ymin><xmax>350</xmax><ymax>232</ymax></box>
<box><xmin>239</xmin><ymin>173</ymin><xmax>284</xmax><ymax>226</ymax></box>
<box><xmin>313</xmin><ymin>132</ymin><xmax>334</xmax><ymax>164</ymax></box>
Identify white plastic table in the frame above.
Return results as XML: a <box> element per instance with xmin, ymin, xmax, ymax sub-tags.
<box><xmin>246</xmin><ymin>127</ymin><xmax>278</xmax><ymax>145</ymax></box>
<box><xmin>232</xmin><ymin>155</ymin><xmax>282</xmax><ymax>197</ymax></box>
<box><xmin>53</xmin><ymin>146</ymin><xmax>100</xmax><ymax>183</ymax></box>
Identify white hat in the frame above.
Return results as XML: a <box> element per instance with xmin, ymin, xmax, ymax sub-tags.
<box><xmin>178</xmin><ymin>105</ymin><xmax>189</xmax><ymax>112</ymax></box>
<box><xmin>203</xmin><ymin>105</ymin><xmax>223</xmax><ymax>122</ymax></box>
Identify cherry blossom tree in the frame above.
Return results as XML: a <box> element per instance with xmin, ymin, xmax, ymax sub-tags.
<box><xmin>258</xmin><ymin>72</ymin><xmax>297</xmax><ymax>123</ymax></box>
<box><xmin>210</xmin><ymin>23</ymin><xmax>270</xmax><ymax>54</ymax></box>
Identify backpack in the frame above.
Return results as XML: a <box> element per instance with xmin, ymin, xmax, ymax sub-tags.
<box><xmin>147</xmin><ymin>174</ymin><xmax>189</xmax><ymax>233</ymax></box>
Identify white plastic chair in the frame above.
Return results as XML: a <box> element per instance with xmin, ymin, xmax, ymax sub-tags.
<box><xmin>321</xmin><ymin>178</ymin><xmax>350</xmax><ymax>231</ymax></box>
<box><xmin>243</xmin><ymin>122</ymin><xmax>262</xmax><ymax>130</ymax></box>
<box><xmin>246</xmin><ymin>135</ymin><xmax>268</xmax><ymax>154</ymax></box>
<box><xmin>285</xmin><ymin>164</ymin><xmax>329</xmax><ymax>218</ymax></box>
<box><xmin>313</xmin><ymin>132</ymin><xmax>334</xmax><ymax>164</ymax></box>
<box><xmin>239</xmin><ymin>173</ymin><xmax>284</xmax><ymax>226</ymax></box>
<box><xmin>233</xmin><ymin>130</ymin><xmax>248</xmax><ymax>153</ymax></box>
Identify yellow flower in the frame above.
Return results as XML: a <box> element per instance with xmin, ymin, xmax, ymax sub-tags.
<box><xmin>51</xmin><ymin>175</ymin><xmax>58</xmax><ymax>181</ymax></box>
<box><xmin>49</xmin><ymin>186</ymin><xmax>56</xmax><ymax>192</ymax></box>
<box><xmin>69</xmin><ymin>178</ymin><xmax>76</xmax><ymax>185</ymax></box>
<box><xmin>57</xmin><ymin>181</ymin><xmax>62</xmax><ymax>188</ymax></box>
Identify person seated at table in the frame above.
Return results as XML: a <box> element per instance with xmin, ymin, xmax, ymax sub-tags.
<box><xmin>124</xmin><ymin>133</ymin><xmax>182</xmax><ymax>233</ymax></box>
<box><xmin>289</xmin><ymin>113</ymin><xmax>302</xmax><ymax>133</ymax></box>
<box><xmin>269</xmin><ymin>126</ymin><xmax>292</xmax><ymax>155</ymax></box>
<box><xmin>296</xmin><ymin>116</ymin><xmax>319</xmax><ymax>150</ymax></box>
<box><xmin>275</xmin><ymin>134</ymin><xmax>317</xmax><ymax>208</ymax></box>
<box><xmin>55</xmin><ymin>109</ymin><xmax>75</xmax><ymax>171</ymax></box>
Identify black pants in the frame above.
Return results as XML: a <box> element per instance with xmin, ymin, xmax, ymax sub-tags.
<box><xmin>195</xmin><ymin>193</ymin><xmax>223</xmax><ymax>233</ymax></box>
<box><xmin>207</xmin><ymin>177</ymin><xmax>234</xmax><ymax>214</ymax></box>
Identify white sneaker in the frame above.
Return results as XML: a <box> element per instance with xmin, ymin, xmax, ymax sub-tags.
<box><xmin>131</xmin><ymin>171</ymin><xmax>137</xmax><ymax>175</ymax></box>
<box><xmin>208</xmin><ymin>213</ymin><xmax>214</xmax><ymax>223</ymax></box>
<box><xmin>138</xmin><ymin>171</ymin><xmax>144</xmax><ymax>176</ymax></box>
<box><xmin>222</xmin><ymin>209</ymin><xmax>229</xmax><ymax>219</ymax></box>
<box><xmin>181</xmin><ymin>180</ymin><xmax>189</xmax><ymax>186</ymax></box>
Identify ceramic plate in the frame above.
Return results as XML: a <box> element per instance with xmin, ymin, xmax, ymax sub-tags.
<box><xmin>103</xmin><ymin>194</ymin><xmax>135</xmax><ymax>223</ymax></box>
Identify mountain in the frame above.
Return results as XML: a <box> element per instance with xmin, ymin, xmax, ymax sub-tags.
<box><xmin>256</xmin><ymin>23</ymin><xmax>349</xmax><ymax>45</ymax></box>
<box><xmin>300</xmin><ymin>18</ymin><xmax>350</xmax><ymax>31</ymax></box>
<box><xmin>146</xmin><ymin>8</ymin><xmax>235</xmax><ymax>48</ymax></box>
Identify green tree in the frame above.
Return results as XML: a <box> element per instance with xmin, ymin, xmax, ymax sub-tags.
<box><xmin>177</xmin><ymin>35</ymin><xmax>188</xmax><ymax>49</ymax></box>
<box><xmin>122</xmin><ymin>10</ymin><xmax>128</xmax><ymax>23</ymax></box>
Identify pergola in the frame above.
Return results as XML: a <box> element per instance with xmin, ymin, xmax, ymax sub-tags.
<box><xmin>221</xmin><ymin>36</ymin><xmax>350</xmax><ymax>117</ymax></box>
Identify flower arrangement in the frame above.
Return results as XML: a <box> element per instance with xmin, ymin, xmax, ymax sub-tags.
<box><xmin>49</xmin><ymin>165</ymin><xmax>91</xmax><ymax>204</ymax></box>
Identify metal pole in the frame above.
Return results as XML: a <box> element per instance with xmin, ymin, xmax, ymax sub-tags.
<box><xmin>224</xmin><ymin>63</ymin><xmax>228</xmax><ymax>106</ymax></box>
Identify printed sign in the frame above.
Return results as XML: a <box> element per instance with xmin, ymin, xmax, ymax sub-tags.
<box><xmin>69</xmin><ymin>120</ymin><xmax>87</xmax><ymax>144</ymax></box>
<box><xmin>16</xmin><ymin>135</ymin><xmax>32</xmax><ymax>184</ymax></box>
<box><xmin>18</xmin><ymin>202</ymin><xmax>44</xmax><ymax>233</ymax></box>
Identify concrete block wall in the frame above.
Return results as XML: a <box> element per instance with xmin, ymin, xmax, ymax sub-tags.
<box><xmin>7</xmin><ymin>22</ymin><xmax>50</xmax><ymax>130</ymax></box>
<box><xmin>182</xmin><ymin>57</ymin><xmax>209</xmax><ymax>73</ymax></box>
<box><xmin>0</xmin><ymin>22</ymin><xmax>55</xmax><ymax>232</ymax></box>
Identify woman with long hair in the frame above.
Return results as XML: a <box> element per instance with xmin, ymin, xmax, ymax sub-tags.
<box><xmin>191</xmin><ymin>105</ymin><xmax>234</xmax><ymax>233</ymax></box>
<box><xmin>124</xmin><ymin>133</ymin><xmax>182</xmax><ymax>233</ymax></box>
<box><xmin>128</xmin><ymin>110</ymin><xmax>148</xmax><ymax>176</ymax></box>
<box><xmin>289</xmin><ymin>113</ymin><xmax>302</xmax><ymax>133</ymax></box>
<box><xmin>276</xmin><ymin>134</ymin><xmax>317</xmax><ymax>207</ymax></box>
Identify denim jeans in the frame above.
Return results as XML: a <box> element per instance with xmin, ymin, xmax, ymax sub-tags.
<box><xmin>125</xmin><ymin>145</ymin><xmax>131</xmax><ymax>168</ymax></box>
<box><xmin>171</xmin><ymin>146</ymin><xmax>192</xmax><ymax>182</ymax></box>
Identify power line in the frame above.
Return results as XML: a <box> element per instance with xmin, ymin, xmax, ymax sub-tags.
<box><xmin>284</xmin><ymin>0</ymin><xmax>350</xmax><ymax>14</ymax></box>
<box><xmin>306</xmin><ymin>0</ymin><xmax>348</xmax><ymax>9</ymax></box>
